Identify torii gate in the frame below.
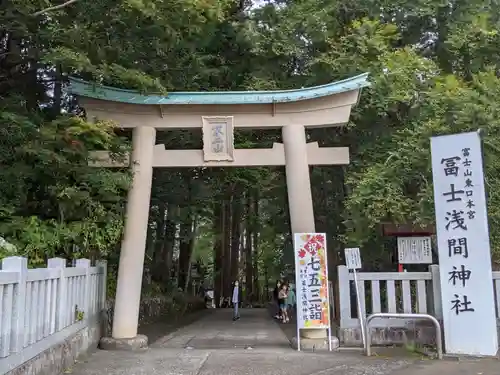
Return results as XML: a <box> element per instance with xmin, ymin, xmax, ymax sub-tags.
<box><xmin>69</xmin><ymin>73</ymin><xmax>369</xmax><ymax>350</ymax></box>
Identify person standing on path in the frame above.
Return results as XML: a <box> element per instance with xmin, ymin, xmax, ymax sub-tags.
<box><xmin>286</xmin><ymin>286</ymin><xmax>296</xmax><ymax>320</ymax></box>
<box><xmin>278</xmin><ymin>284</ymin><xmax>289</xmax><ymax>323</ymax></box>
<box><xmin>273</xmin><ymin>280</ymin><xmax>282</xmax><ymax>319</ymax></box>
<box><xmin>232</xmin><ymin>280</ymin><xmax>240</xmax><ymax>321</ymax></box>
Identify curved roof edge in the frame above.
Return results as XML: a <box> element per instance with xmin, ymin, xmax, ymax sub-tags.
<box><xmin>68</xmin><ymin>73</ymin><xmax>370</xmax><ymax>105</ymax></box>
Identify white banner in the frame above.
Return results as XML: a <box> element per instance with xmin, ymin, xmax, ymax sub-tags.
<box><xmin>294</xmin><ymin>233</ymin><xmax>330</xmax><ymax>329</ymax></box>
<box><xmin>431</xmin><ymin>131</ymin><xmax>498</xmax><ymax>356</ymax></box>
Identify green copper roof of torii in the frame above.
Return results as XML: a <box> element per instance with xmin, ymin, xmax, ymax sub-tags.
<box><xmin>68</xmin><ymin>73</ymin><xmax>370</xmax><ymax>105</ymax></box>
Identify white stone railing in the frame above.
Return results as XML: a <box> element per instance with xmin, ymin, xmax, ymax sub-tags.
<box><xmin>338</xmin><ymin>264</ymin><xmax>441</xmax><ymax>329</ymax></box>
<box><xmin>0</xmin><ymin>257</ymin><xmax>107</xmax><ymax>374</ymax></box>
<box><xmin>338</xmin><ymin>265</ymin><xmax>500</xmax><ymax>330</ymax></box>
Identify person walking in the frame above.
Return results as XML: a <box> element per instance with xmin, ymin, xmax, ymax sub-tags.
<box><xmin>278</xmin><ymin>284</ymin><xmax>289</xmax><ymax>323</ymax></box>
<box><xmin>232</xmin><ymin>280</ymin><xmax>240</xmax><ymax>321</ymax></box>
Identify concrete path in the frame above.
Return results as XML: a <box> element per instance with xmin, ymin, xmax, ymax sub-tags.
<box><xmin>68</xmin><ymin>308</ymin><xmax>500</xmax><ymax>375</ymax></box>
<box><xmin>153</xmin><ymin>308</ymin><xmax>290</xmax><ymax>349</ymax></box>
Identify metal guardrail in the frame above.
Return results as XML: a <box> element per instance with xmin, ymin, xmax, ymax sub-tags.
<box><xmin>365</xmin><ymin>313</ymin><xmax>443</xmax><ymax>360</ymax></box>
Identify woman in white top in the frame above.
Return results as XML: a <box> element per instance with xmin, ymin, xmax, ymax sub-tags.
<box><xmin>232</xmin><ymin>280</ymin><xmax>240</xmax><ymax>321</ymax></box>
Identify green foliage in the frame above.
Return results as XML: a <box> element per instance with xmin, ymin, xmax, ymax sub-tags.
<box><xmin>137</xmin><ymin>292</ymin><xmax>205</xmax><ymax>325</ymax></box>
<box><xmin>241</xmin><ymin>1</ymin><xmax>500</xmax><ymax>268</ymax></box>
<box><xmin>344</xmin><ymin>65</ymin><xmax>500</xmax><ymax>258</ymax></box>
<box><xmin>0</xmin><ymin>111</ymin><xmax>130</xmax><ymax>265</ymax></box>
<box><xmin>3</xmin><ymin>0</ymin><xmax>500</xmax><ymax>285</ymax></box>
<box><xmin>75</xmin><ymin>307</ymin><xmax>85</xmax><ymax>322</ymax></box>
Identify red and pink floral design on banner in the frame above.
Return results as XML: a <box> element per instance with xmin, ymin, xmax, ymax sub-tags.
<box><xmin>294</xmin><ymin>233</ymin><xmax>330</xmax><ymax>329</ymax></box>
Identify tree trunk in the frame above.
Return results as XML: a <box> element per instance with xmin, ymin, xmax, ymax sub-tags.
<box><xmin>152</xmin><ymin>203</ymin><xmax>167</xmax><ymax>267</ymax></box>
<box><xmin>252</xmin><ymin>191</ymin><xmax>260</xmax><ymax>300</ymax></box>
<box><xmin>435</xmin><ymin>6</ymin><xmax>453</xmax><ymax>74</ymax></box>
<box><xmin>143</xmin><ymin>216</ymin><xmax>155</xmax><ymax>288</ymax></box>
<box><xmin>178</xmin><ymin>208</ymin><xmax>194</xmax><ymax>291</ymax></box>
<box><xmin>52</xmin><ymin>65</ymin><xmax>63</xmax><ymax>117</ymax></box>
<box><xmin>230</xmin><ymin>192</ymin><xmax>243</xmax><ymax>286</ymax></box>
<box><xmin>162</xmin><ymin>206</ymin><xmax>176</xmax><ymax>284</ymax></box>
<box><xmin>184</xmin><ymin>216</ymin><xmax>199</xmax><ymax>291</ymax></box>
<box><xmin>264</xmin><ymin>266</ymin><xmax>269</xmax><ymax>302</ymax></box>
<box><xmin>244</xmin><ymin>192</ymin><xmax>253</xmax><ymax>303</ymax></box>
<box><xmin>213</xmin><ymin>201</ymin><xmax>224</xmax><ymax>307</ymax></box>
<box><xmin>151</xmin><ymin>203</ymin><xmax>176</xmax><ymax>285</ymax></box>
<box><xmin>222</xmin><ymin>195</ymin><xmax>232</xmax><ymax>300</ymax></box>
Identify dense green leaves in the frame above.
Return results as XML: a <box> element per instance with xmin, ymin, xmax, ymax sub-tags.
<box><xmin>0</xmin><ymin>110</ymin><xmax>129</xmax><ymax>265</ymax></box>
<box><xmin>3</xmin><ymin>0</ymin><xmax>500</xmax><ymax>278</ymax></box>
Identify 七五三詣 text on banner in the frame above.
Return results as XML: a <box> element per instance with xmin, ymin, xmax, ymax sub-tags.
<box><xmin>294</xmin><ymin>233</ymin><xmax>330</xmax><ymax>329</ymax></box>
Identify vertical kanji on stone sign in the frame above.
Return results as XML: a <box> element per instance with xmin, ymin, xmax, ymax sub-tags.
<box><xmin>431</xmin><ymin>131</ymin><xmax>498</xmax><ymax>356</ymax></box>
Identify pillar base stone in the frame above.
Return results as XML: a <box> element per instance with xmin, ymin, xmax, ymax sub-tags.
<box><xmin>301</xmin><ymin>328</ymin><xmax>327</xmax><ymax>339</ymax></box>
<box><xmin>290</xmin><ymin>336</ymin><xmax>340</xmax><ymax>351</ymax></box>
<box><xmin>99</xmin><ymin>334</ymin><xmax>148</xmax><ymax>351</ymax></box>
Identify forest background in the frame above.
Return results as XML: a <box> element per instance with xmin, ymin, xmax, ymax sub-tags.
<box><xmin>1</xmin><ymin>0</ymin><xmax>500</xmax><ymax>302</ymax></box>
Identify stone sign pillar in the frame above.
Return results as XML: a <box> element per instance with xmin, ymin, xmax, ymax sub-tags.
<box><xmin>282</xmin><ymin>124</ymin><xmax>326</xmax><ymax>340</ymax></box>
<box><xmin>101</xmin><ymin>126</ymin><xmax>156</xmax><ymax>350</ymax></box>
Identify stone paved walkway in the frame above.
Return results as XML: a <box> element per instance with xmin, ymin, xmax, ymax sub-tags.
<box><xmin>153</xmin><ymin>308</ymin><xmax>290</xmax><ymax>349</ymax></box>
<box><xmin>68</xmin><ymin>308</ymin><xmax>500</xmax><ymax>375</ymax></box>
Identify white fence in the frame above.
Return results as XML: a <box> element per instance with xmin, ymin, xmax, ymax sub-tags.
<box><xmin>338</xmin><ymin>265</ymin><xmax>500</xmax><ymax>329</ymax></box>
<box><xmin>0</xmin><ymin>257</ymin><xmax>107</xmax><ymax>374</ymax></box>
